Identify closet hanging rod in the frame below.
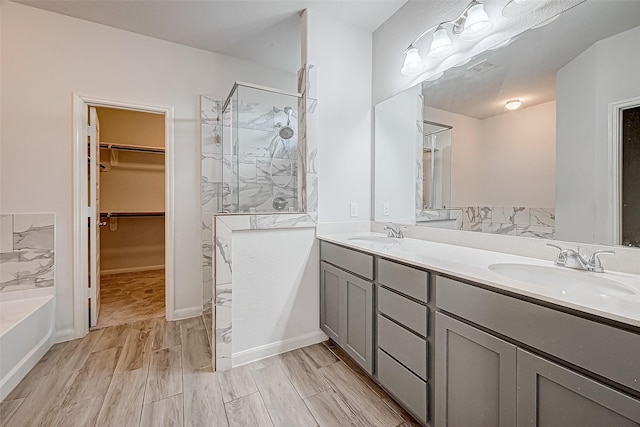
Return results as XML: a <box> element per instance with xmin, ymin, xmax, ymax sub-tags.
<box><xmin>100</xmin><ymin>212</ymin><xmax>165</xmax><ymax>218</ymax></box>
<box><xmin>98</xmin><ymin>142</ymin><xmax>165</xmax><ymax>154</ymax></box>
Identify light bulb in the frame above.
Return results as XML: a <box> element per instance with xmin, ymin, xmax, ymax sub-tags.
<box><xmin>401</xmin><ymin>46</ymin><xmax>425</xmax><ymax>75</ymax></box>
<box><xmin>462</xmin><ymin>3</ymin><xmax>492</xmax><ymax>40</ymax></box>
<box><xmin>428</xmin><ymin>26</ymin><xmax>453</xmax><ymax>59</ymax></box>
<box><xmin>505</xmin><ymin>99</ymin><xmax>522</xmax><ymax>110</ymax></box>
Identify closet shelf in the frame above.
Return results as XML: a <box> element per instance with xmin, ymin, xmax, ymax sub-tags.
<box><xmin>97</xmin><ymin>142</ymin><xmax>165</xmax><ymax>154</ymax></box>
<box><xmin>100</xmin><ymin>211</ymin><xmax>165</xmax><ymax>218</ymax></box>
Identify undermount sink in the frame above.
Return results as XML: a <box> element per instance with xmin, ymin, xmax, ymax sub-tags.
<box><xmin>488</xmin><ymin>263</ymin><xmax>636</xmax><ymax>297</ymax></box>
<box><xmin>348</xmin><ymin>236</ymin><xmax>399</xmax><ymax>245</ymax></box>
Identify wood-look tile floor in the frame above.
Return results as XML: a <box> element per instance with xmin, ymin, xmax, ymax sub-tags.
<box><xmin>97</xmin><ymin>270</ymin><xmax>165</xmax><ymax>329</ymax></box>
<box><xmin>0</xmin><ymin>318</ymin><xmax>420</xmax><ymax>427</ymax></box>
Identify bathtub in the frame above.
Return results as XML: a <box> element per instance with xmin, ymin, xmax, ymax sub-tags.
<box><xmin>0</xmin><ymin>288</ymin><xmax>55</xmax><ymax>401</ymax></box>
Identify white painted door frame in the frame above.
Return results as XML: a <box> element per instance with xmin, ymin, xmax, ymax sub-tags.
<box><xmin>608</xmin><ymin>95</ymin><xmax>640</xmax><ymax>245</ymax></box>
<box><xmin>72</xmin><ymin>93</ymin><xmax>175</xmax><ymax>337</ymax></box>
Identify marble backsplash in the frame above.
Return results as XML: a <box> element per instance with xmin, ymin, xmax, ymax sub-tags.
<box><xmin>460</xmin><ymin>207</ymin><xmax>555</xmax><ymax>239</ymax></box>
<box><xmin>0</xmin><ymin>213</ymin><xmax>55</xmax><ymax>292</ymax></box>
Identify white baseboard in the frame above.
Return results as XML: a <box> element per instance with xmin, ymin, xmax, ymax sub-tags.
<box><xmin>54</xmin><ymin>328</ymin><xmax>79</xmax><ymax>343</ymax></box>
<box><xmin>100</xmin><ymin>265</ymin><xmax>165</xmax><ymax>275</ymax></box>
<box><xmin>232</xmin><ymin>330</ymin><xmax>328</xmax><ymax>367</ymax></box>
<box><xmin>172</xmin><ymin>306</ymin><xmax>203</xmax><ymax>321</ymax></box>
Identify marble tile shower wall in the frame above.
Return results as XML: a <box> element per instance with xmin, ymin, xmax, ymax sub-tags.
<box><xmin>0</xmin><ymin>213</ymin><xmax>55</xmax><ymax>292</ymax></box>
<box><xmin>201</xmin><ymin>95</ymin><xmax>304</xmax><ymax>312</ymax></box>
<box><xmin>201</xmin><ymin>96</ymin><xmax>300</xmax><ymax>215</ymax></box>
<box><xmin>460</xmin><ymin>207</ymin><xmax>555</xmax><ymax>239</ymax></box>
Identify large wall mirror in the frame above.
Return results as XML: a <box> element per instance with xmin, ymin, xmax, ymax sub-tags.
<box><xmin>374</xmin><ymin>0</ymin><xmax>640</xmax><ymax>247</ymax></box>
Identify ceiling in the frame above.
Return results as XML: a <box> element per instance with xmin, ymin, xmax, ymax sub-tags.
<box><xmin>13</xmin><ymin>0</ymin><xmax>407</xmax><ymax>74</ymax></box>
<box><xmin>422</xmin><ymin>0</ymin><xmax>640</xmax><ymax>119</ymax></box>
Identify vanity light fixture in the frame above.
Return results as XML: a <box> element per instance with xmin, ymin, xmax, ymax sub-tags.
<box><xmin>401</xmin><ymin>45</ymin><xmax>426</xmax><ymax>75</ymax></box>
<box><xmin>505</xmin><ymin>99</ymin><xmax>522</xmax><ymax>110</ymax></box>
<box><xmin>502</xmin><ymin>0</ymin><xmax>543</xmax><ymax>18</ymax></box>
<box><xmin>428</xmin><ymin>25</ymin><xmax>454</xmax><ymax>59</ymax></box>
<box><xmin>400</xmin><ymin>0</ymin><xmax>493</xmax><ymax>76</ymax></box>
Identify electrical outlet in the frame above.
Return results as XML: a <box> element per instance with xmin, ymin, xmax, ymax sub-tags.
<box><xmin>350</xmin><ymin>202</ymin><xmax>358</xmax><ymax>217</ymax></box>
<box><xmin>383</xmin><ymin>202</ymin><xmax>390</xmax><ymax>216</ymax></box>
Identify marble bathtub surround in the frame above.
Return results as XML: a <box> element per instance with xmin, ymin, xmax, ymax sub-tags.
<box><xmin>0</xmin><ymin>213</ymin><xmax>55</xmax><ymax>292</ymax></box>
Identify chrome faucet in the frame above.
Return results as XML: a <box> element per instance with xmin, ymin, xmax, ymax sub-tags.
<box><xmin>547</xmin><ymin>244</ymin><xmax>615</xmax><ymax>273</ymax></box>
<box><xmin>384</xmin><ymin>225</ymin><xmax>407</xmax><ymax>238</ymax></box>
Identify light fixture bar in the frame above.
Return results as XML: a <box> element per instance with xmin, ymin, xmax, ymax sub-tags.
<box><xmin>400</xmin><ymin>0</ymin><xmax>493</xmax><ymax>75</ymax></box>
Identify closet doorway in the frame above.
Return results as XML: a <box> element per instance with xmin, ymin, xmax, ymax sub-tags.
<box><xmin>92</xmin><ymin>107</ymin><xmax>166</xmax><ymax>328</ymax></box>
<box><xmin>74</xmin><ymin>95</ymin><xmax>174</xmax><ymax>336</ymax></box>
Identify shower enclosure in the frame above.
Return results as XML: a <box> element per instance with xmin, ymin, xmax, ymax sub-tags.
<box><xmin>220</xmin><ymin>82</ymin><xmax>302</xmax><ymax>213</ymax></box>
<box><xmin>422</xmin><ymin>120</ymin><xmax>452</xmax><ymax>209</ymax></box>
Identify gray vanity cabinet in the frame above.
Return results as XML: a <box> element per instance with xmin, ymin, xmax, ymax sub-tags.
<box><xmin>434</xmin><ymin>274</ymin><xmax>640</xmax><ymax>427</ymax></box>
<box><xmin>376</xmin><ymin>259</ymin><xmax>430</xmax><ymax>425</ymax></box>
<box><xmin>434</xmin><ymin>312</ymin><xmax>517</xmax><ymax>427</ymax></box>
<box><xmin>319</xmin><ymin>241</ymin><xmax>374</xmax><ymax>374</ymax></box>
<box><xmin>517</xmin><ymin>349</ymin><xmax>640</xmax><ymax>427</ymax></box>
<box><xmin>320</xmin><ymin>262</ymin><xmax>344</xmax><ymax>343</ymax></box>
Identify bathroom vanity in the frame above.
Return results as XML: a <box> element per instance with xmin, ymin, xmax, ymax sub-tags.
<box><xmin>318</xmin><ymin>233</ymin><xmax>640</xmax><ymax>427</ymax></box>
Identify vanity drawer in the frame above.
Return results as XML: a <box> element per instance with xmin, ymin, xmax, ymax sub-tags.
<box><xmin>377</xmin><ymin>348</ymin><xmax>428</xmax><ymax>424</ymax></box>
<box><xmin>435</xmin><ymin>275</ymin><xmax>640</xmax><ymax>394</ymax></box>
<box><xmin>377</xmin><ymin>314</ymin><xmax>428</xmax><ymax>380</ymax></box>
<box><xmin>378</xmin><ymin>286</ymin><xmax>428</xmax><ymax>337</ymax></box>
<box><xmin>378</xmin><ymin>258</ymin><xmax>428</xmax><ymax>303</ymax></box>
<box><xmin>320</xmin><ymin>241</ymin><xmax>374</xmax><ymax>280</ymax></box>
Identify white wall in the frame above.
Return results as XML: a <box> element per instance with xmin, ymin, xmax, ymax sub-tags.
<box><xmin>232</xmin><ymin>228</ymin><xmax>320</xmax><ymax>360</ymax></box>
<box><xmin>305</xmin><ymin>8</ymin><xmax>373</xmax><ymax>223</ymax></box>
<box><xmin>424</xmin><ymin>102</ymin><xmax>555</xmax><ymax>208</ymax></box>
<box><xmin>374</xmin><ymin>85</ymin><xmax>421</xmax><ymax>221</ymax></box>
<box><xmin>479</xmin><ymin>101</ymin><xmax>556</xmax><ymax>207</ymax></box>
<box><xmin>556</xmin><ymin>25</ymin><xmax>640</xmax><ymax>245</ymax></box>
<box><xmin>0</xmin><ymin>1</ymin><xmax>295</xmax><ymax>336</ymax></box>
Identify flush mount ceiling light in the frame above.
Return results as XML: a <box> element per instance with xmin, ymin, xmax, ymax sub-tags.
<box><xmin>502</xmin><ymin>0</ymin><xmax>543</xmax><ymax>18</ymax></box>
<box><xmin>505</xmin><ymin>99</ymin><xmax>522</xmax><ymax>110</ymax></box>
<box><xmin>400</xmin><ymin>0</ymin><xmax>496</xmax><ymax>76</ymax></box>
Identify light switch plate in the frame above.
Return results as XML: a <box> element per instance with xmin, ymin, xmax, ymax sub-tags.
<box><xmin>350</xmin><ymin>202</ymin><xmax>358</xmax><ymax>217</ymax></box>
<box><xmin>383</xmin><ymin>202</ymin><xmax>390</xmax><ymax>216</ymax></box>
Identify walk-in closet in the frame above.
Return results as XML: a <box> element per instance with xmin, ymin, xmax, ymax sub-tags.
<box><xmin>91</xmin><ymin>107</ymin><xmax>166</xmax><ymax>328</ymax></box>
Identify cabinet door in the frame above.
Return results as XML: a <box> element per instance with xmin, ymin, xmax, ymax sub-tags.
<box><xmin>435</xmin><ymin>313</ymin><xmax>517</xmax><ymax>427</ymax></box>
<box><xmin>320</xmin><ymin>262</ymin><xmax>343</xmax><ymax>343</ymax></box>
<box><xmin>343</xmin><ymin>271</ymin><xmax>374</xmax><ymax>374</ymax></box>
<box><xmin>517</xmin><ymin>349</ymin><xmax>640</xmax><ymax>427</ymax></box>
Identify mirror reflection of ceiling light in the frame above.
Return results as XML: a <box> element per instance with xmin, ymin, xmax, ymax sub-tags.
<box><xmin>505</xmin><ymin>99</ymin><xmax>522</xmax><ymax>110</ymax></box>
<box><xmin>502</xmin><ymin>0</ymin><xmax>543</xmax><ymax>18</ymax></box>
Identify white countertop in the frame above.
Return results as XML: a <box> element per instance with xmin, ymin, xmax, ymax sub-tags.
<box><xmin>317</xmin><ymin>232</ymin><xmax>640</xmax><ymax>329</ymax></box>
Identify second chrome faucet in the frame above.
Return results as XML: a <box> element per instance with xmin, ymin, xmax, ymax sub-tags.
<box><xmin>547</xmin><ymin>243</ymin><xmax>615</xmax><ymax>273</ymax></box>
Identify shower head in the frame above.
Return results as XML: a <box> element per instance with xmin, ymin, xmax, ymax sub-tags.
<box><xmin>278</xmin><ymin>106</ymin><xmax>294</xmax><ymax>140</ymax></box>
<box><xmin>279</xmin><ymin>126</ymin><xmax>294</xmax><ymax>140</ymax></box>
